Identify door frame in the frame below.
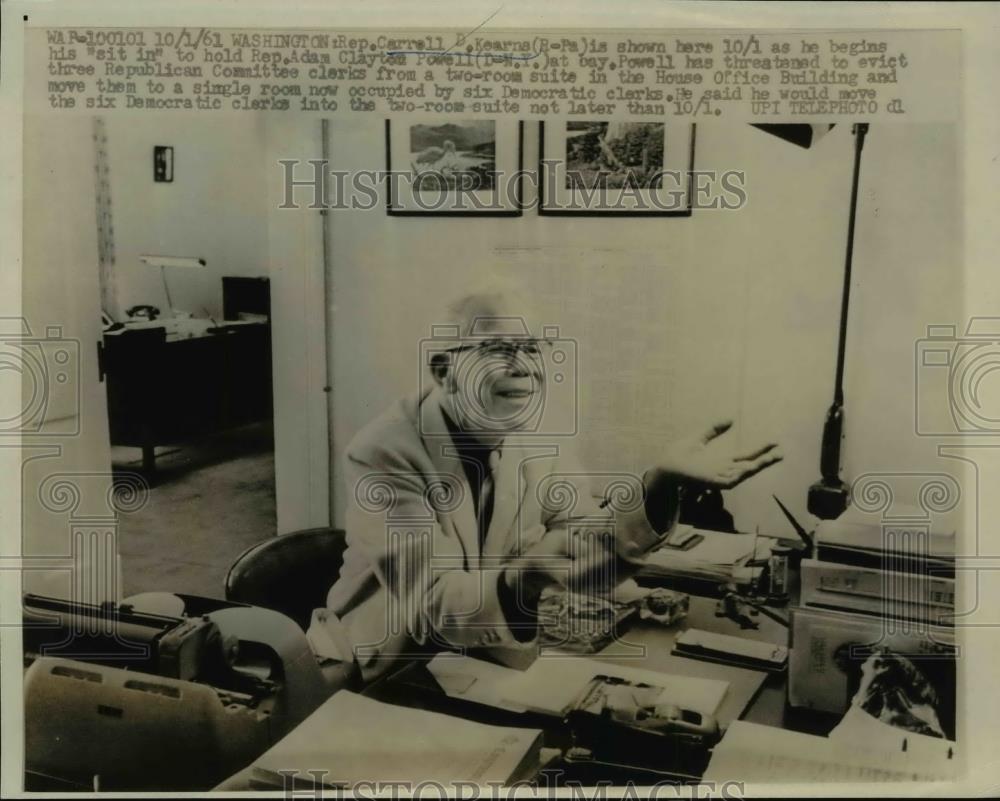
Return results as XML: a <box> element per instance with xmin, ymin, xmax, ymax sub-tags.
<box><xmin>266</xmin><ymin>118</ymin><xmax>331</xmax><ymax>534</ymax></box>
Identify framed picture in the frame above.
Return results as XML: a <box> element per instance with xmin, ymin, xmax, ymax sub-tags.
<box><xmin>539</xmin><ymin>121</ymin><xmax>696</xmax><ymax>216</ymax></box>
<box><xmin>386</xmin><ymin>119</ymin><xmax>523</xmax><ymax>216</ymax></box>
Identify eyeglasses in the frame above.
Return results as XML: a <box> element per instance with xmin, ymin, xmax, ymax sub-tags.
<box><xmin>446</xmin><ymin>338</ymin><xmax>551</xmax><ymax>359</ymax></box>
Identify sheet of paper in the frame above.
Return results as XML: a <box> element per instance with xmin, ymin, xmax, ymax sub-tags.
<box><xmin>427</xmin><ymin>654</ymin><xmax>529</xmax><ymax>713</ymax></box>
<box><xmin>704</xmin><ymin>720</ymin><xmax>957</xmax><ymax>783</ymax></box>
<box><xmin>829</xmin><ymin>705</ymin><xmax>957</xmax><ymax>765</ymax></box>
<box><xmin>252</xmin><ymin>690</ymin><xmax>541</xmax><ymax>786</ymax></box>
<box><xmin>612</xmin><ymin>578</ymin><xmax>656</xmax><ymax>605</ymax></box>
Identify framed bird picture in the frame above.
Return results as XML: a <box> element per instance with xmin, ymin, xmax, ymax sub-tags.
<box><xmin>539</xmin><ymin>121</ymin><xmax>696</xmax><ymax>216</ymax></box>
<box><xmin>386</xmin><ymin>119</ymin><xmax>524</xmax><ymax>216</ymax></box>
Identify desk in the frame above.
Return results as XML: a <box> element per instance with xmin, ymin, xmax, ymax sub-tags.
<box><xmin>364</xmin><ymin>584</ymin><xmax>838</xmax><ymax>784</ymax></box>
<box><xmin>102</xmin><ymin>321</ymin><xmax>272</xmax><ymax>476</ymax></box>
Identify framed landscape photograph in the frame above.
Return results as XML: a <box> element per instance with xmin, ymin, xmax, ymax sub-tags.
<box><xmin>539</xmin><ymin>121</ymin><xmax>696</xmax><ymax>216</ymax></box>
<box><xmin>386</xmin><ymin>119</ymin><xmax>523</xmax><ymax>216</ymax></box>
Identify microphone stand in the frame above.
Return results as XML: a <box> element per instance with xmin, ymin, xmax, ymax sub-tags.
<box><xmin>807</xmin><ymin>123</ymin><xmax>869</xmax><ymax>520</ymax></box>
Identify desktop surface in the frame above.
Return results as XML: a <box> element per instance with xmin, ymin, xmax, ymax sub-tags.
<box><xmin>362</xmin><ymin>585</ymin><xmax>835</xmax><ymax>784</ymax></box>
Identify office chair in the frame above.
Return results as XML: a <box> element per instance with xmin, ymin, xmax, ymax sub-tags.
<box><xmin>225</xmin><ymin>527</ymin><xmax>362</xmax><ymax>690</ymax></box>
<box><xmin>225</xmin><ymin>527</ymin><xmax>349</xmax><ymax>633</ymax></box>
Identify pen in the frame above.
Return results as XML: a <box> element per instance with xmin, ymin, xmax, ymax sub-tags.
<box><xmin>772</xmin><ymin>495</ymin><xmax>814</xmax><ymax>552</ymax></box>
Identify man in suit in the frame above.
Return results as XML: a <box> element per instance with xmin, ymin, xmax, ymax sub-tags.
<box><xmin>308</xmin><ymin>286</ymin><xmax>782</xmax><ymax>680</ymax></box>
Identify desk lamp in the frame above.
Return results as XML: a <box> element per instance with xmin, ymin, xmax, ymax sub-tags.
<box><xmin>139</xmin><ymin>254</ymin><xmax>206</xmax><ymax>319</ymax></box>
<box><xmin>751</xmin><ymin>123</ymin><xmax>870</xmax><ymax>520</ymax></box>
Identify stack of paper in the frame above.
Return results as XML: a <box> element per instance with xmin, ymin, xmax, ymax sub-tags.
<box><xmin>704</xmin><ymin>720</ymin><xmax>957</xmax><ymax>783</ymax></box>
<box><xmin>247</xmin><ymin>691</ymin><xmax>543</xmax><ymax>789</ymax></box>
<box><xmin>427</xmin><ymin>653</ymin><xmax>730</xmax><ymax>719</ymax></box>
<box><xmin>816</xmin><ymin>504</ymin><xmax>955</xmax><ymax>558</ymax></box>
<box><xmin>638</xmin><ymin>529</ymin><xmax>774</xmax><ymax>585</ymax></box>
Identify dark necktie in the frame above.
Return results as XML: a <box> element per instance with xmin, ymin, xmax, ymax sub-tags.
<box><xmin>478</xmin><ymin>449</ymin><xmax>501</xmax><ymax>549</ymax></box>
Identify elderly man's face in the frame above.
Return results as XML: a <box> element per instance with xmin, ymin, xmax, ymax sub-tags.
<box><xmin>440</xmin><ymin>314</ymin><xmax>549</xmax><ymax>435</ymax></box>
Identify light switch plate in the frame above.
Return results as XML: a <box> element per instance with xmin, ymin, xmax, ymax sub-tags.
<box><xmin>153</xmin><ymin>145</ymin><xmax>173</xmax><ymax>182</ymax></box>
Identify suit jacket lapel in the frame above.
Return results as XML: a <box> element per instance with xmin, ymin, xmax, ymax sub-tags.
<box><xmin>419</xmin><ymin>389</ymin><xmax>480</xmax><ymax>563</ymax></box>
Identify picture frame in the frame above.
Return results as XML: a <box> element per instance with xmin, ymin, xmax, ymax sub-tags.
<box><xmin>539</xmin><ymin>121</ymin><xmax>696</xmax><ymax>217</ymax></box>
<box><xmin>386</xmin><ymin>119</ymin><xmax>524</xmax><ymax>216</ymax></box>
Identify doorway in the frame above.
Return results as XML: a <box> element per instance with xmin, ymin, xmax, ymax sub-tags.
<box><xmin>93</xmin><ymin>114</ymin><xmax>279</xmax><ymax>598</ymax></box>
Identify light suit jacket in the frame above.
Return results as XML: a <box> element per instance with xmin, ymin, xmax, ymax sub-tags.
<box><xmin>308</xmin><ymin>387</ymin><xmax>673</xmax><ymax>680</ymax></box>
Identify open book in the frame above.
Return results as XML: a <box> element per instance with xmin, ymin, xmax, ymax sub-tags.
<box><xmin>248</xmin><ymin>691</ymin><xmax>543</xmax><ymax>789</ymax></box>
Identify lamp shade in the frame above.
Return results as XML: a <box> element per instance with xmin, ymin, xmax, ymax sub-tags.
<box><xmin>751</xmin><ymin>124</ymin><xmax>835</xmax><ymax>149</ymax></box>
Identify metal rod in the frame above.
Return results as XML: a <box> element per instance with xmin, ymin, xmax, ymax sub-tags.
<box><xmin>321</xmin><ymin>118</ymin><xmax>335</xmax><ymax>528</ymax></box>
<box><xmin>832</xmin><ymin>123</ymin><xmax>869</xmax><ymax>404</ymax></box>
<box><xmin>160</xmin><ymin>264</ymin><xmax>174</xmax><ymax>315</ymax></box>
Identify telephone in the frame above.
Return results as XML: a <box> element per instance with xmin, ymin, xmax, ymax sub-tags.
<box><xmin>564</xmin><ymin>674</ymin><xmax>720</xmax><ymax>777</ymax></box>
<box><xmin>126</xmin><ymin>304</ymin><xmax>161</xmax><ymax>321</ymax></box>
<box><xmin>572</xmin><ymin>675</ymin><xmax>720</xmax><ymax>738</ymax></box>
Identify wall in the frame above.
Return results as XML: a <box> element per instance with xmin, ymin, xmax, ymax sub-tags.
<box><xmin>21</xmin><ymin>114</ymin><xmax>116</xmax><ymax>602</ymax></box>
<box><xmin>104</xmin><ymin>114</ymin><xmax>271</xmax><ymax>320</ymax></box>
<box><xmin>324</xmin><ymin>121</ymin><xmax>961</xmax><ymax>535</ymax></box>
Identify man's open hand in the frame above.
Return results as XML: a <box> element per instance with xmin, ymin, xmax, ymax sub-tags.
<box><xmin>655</xmin><ymin>419</ymin><xmax>783</xmax><ymax>490</ymax></box>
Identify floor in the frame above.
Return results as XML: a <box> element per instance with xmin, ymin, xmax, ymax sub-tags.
<box><xmin>112</xmin><ymin>421</ymin><xmax>277</xmax><ymax>599</ymax></box>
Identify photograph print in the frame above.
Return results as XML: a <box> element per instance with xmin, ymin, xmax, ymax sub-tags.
<box><xmin>565</xmin><ymin>121</ymin><xmax>665</xmax><ymax>190</ymax></box>
<box><xmin>409</xmin><ymin>120</ymin><xmax>496</xmax><ymax>193</ymax></box>
<box><xmin>387</xmin><ymin>118</ymin><xmax>523</xmax><ymax>216</ymax></box>
<box><xmin>541</xmin><ymin>121</ymin><xmax>695</xmax><ymax>216</ymax></box>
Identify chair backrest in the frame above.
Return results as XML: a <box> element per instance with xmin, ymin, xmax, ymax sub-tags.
<box><xmin>225</xmin><ymin>528</ymin><xmax>348</xmax><ymax>631</ymax></box>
